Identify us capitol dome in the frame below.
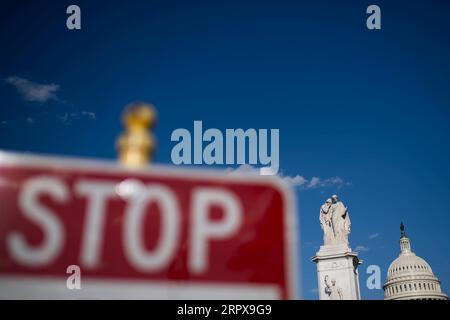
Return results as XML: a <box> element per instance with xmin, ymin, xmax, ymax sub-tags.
<box><xmin>383</xmin><ymin>223</ymin><xmax>448</xmax><ymax>300</ymax></box>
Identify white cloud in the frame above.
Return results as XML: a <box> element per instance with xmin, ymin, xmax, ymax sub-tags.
<box><xmin>283</xmin><ymin>174</ymin><xmax>347</xmax><ymax>190</ymax></box>
<box><xmin>227</xmin><ymin>165</ymin><xmax>304</xmax><ymax>187</ymax></box>
<box><xmin>81</xmin><ymin>111</ymin><xmax>96</xmax><ymax>120</ymax></box>
<box><xmin>369</xmin><ymin>233</ymin><xmax>379</xmax><ymax>240</ymax></box>
<box><xmin>57</xmin><ymin>111</ymin><xmax>96</xmax><ymax>124</ymax></box>
<box><xmin>226</xmin><ymin>164</ymin><xmax>259</xmax><ymax>175</ymax></box>
<box><xmin>58</xmin><ymin>113</ymin><xmax>71</xmax><ymax>124</ymax></box>
<box><xmin>26</xmin><ymin>117</ymin><xmax>35</xmax><ymax>124</ymax></box>
<box><xmin>311</xmin><ymin>288</ymin><xmax>319</xmax><ymax>294</ymax></box>
<box><xmin>5</xmin><ymin>76</ymin><xmax>60</xmax><ymax>103</ymax></box>
<box><xmin>283</xmin><ymin>174</ymin><xmax>307</xmax><ymax>187</ymax></box>
<box><xmin>355</xmin><ymin>245</ymin><xmax>370</xmax><ymax>252</ymax></box>
<box><xmin>306</xmin><ymin>176</ymin><xmax>347</xmax><ymax>189</ymax></box>
<box><xmin>308</xmin><ymin>177</ymin><xmax>321</xmax><ymax>188</ymax></box>
<box><xmin>226</xmin><ymin>165</ymin><xmax>348</xmax><ymax>190</ymax></box>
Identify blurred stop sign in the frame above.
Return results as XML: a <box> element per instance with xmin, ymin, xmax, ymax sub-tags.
<box><xmin>0</xmin><ymin>151</ymin><xmax>298</xmax><ymax>299</ymax></box>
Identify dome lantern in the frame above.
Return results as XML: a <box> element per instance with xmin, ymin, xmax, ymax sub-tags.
<box><xmin>399</xmin><ymin>222</ymin><xmax>412</xmax><ymax>254</ymax></box>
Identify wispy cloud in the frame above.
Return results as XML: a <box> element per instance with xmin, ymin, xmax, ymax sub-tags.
<box><xmin>81</xmin><ymin>111</ymin><xmax>96</xmax><ymax>120</ymax></box>
<box><xmin>283</xmin><ymin>175</ymin><xmax>307</xmax><ymax>187</ymax></box>
<box><xmin>284</xmin><ymin>174</ymin><xmax>348</xmax><ymax>190</ymax></box>
<box><xmin>311</xmin><ymin>288</ymin><xmax>319</xmax><ymax>294</ymax></box>
<box><xmin>58</xmin><ymin>111</ymin><xmax>97</xmax><ymax>124</ymax></box>
<box><xmin>58</xmin><ymin>113</ymin><xmax>70</xmax><ymax>124</ymax></box>
<box><xmin>306</xmin><ymin>176</ymin><xmax>349</xmax><ymax>189</ymax></box>
<box><xmin>5</xmin><ymin>76</ymin><xmax>60</xmax><ymax>103</ymax></box>
<box><xmin>369</xmin><ymin>233</ymin><xmax>379</xmax><ymax>240</ymax></box>
<box><xmin>26</xmin><ymin>117</ymin><xmax>35</xmax><ymax>124</ymax></box>
<box><xmin>226</xmin><ymin>165</ymin><xmax>349</xmax><ymax>190</ymax></box>
<box><xmin>308</xmin><ymin>177</ymin><xmax>320</xmax><ymax>188</ymax></box>
<box><xmin>355</xmin><ymin>245</ymin><xmax>370</xmax><ymax>252</ymax></box>
<box><xmin>226</xmin><ymin>164</ymin><xmax>260</xmax><ymax>175</ymax></box>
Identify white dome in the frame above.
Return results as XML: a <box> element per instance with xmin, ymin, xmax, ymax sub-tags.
<box><xmin>383</xmin><ymin>225</ymin><xmax>448</xmax><ymax>300</ymax></box>
<box><xmin>387</xmin><ymin>253</ymin><xmax>433</xmax><ymax>277</ymax></box>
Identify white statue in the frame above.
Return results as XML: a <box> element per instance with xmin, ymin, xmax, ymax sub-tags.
<box><xmin>319</xmin><ymin>198</ymin><xmax>334</xmax><ymax>245</ymax></box>
<box><xmin>324</xmin><ymin>275</ymin><xmax>343</xmax><ymax>300</ymax></box>
<box><xmin>319</xmin><ymin>195</ymin><xmax>351</xmax><ymax>246</ymax></box>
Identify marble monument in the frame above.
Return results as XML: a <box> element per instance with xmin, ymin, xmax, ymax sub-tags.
<box><xmin>312</xmin><ymin>195</ymin><xmax>362</xmax><ymax>300</ymax></box>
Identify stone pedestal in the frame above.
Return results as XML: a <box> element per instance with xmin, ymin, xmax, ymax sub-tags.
<box><xmin>311</xmin><ymin>244</ymin><xmax>362</xmax><ymax>300</ymax></box>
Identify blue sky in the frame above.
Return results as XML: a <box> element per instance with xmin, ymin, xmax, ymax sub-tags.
<box><xmin>1</xmin><ymin>0</ymin><xmax>450</xmax><ymax>299</ymax></box>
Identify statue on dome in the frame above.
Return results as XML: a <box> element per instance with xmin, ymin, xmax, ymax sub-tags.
<box><xmin>400</xmin><ymin>221</ymin><xmax>406</xmax><ymax>237</ymax></box>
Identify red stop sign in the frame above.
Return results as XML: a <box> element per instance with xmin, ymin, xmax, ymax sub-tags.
<box><xmin>0</xmin><ymin>151</ymin><xmax>298</xmax><ymax>299</ymax></box>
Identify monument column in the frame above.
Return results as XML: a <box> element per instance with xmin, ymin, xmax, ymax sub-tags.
<box><xmin>311</xmin><ymin>195</ymin><xmax>362</xmax><ymax>300</ymax></box>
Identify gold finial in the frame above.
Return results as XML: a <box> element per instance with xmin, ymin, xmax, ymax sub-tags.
<box><xmin>116</xmin><ymin>102</ymin><xmax>157</xmax><ymax>167</ymax></box>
